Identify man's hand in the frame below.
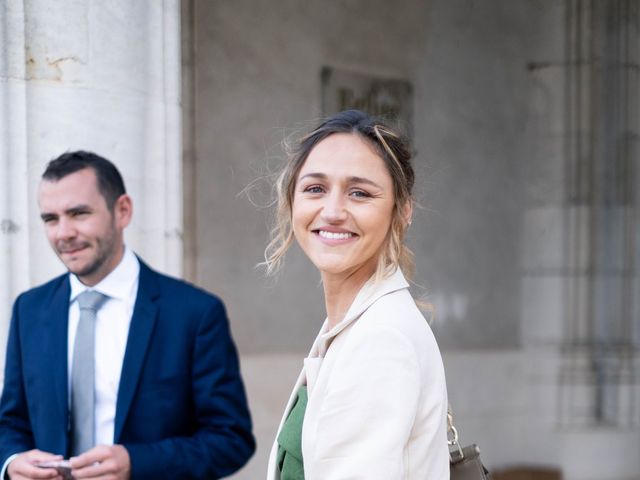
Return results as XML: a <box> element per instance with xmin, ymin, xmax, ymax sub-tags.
<box><xmin>70</xmin><ymin>445</ymin><xmax>130</xmax><ymax>479</ymax></box>
<box><xmin>7</xmin><ymin>449</ymin><xmax>64</xmax><ymax>479</ymax></box>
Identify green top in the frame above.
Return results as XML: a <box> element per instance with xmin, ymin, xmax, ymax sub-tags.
<box><xmin>277</xmin><ymin>385</ymin><xmax>308</xmax><ymax>480</ymax></box>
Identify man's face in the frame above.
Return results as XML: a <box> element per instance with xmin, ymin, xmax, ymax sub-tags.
<box><xmin>38</xmin><ymin>168</ymin><xmax>132</xmax><ymax>286</ymax></box>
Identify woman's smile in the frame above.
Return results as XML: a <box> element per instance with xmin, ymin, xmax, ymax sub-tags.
<box><xmin>315</xmin><ymin>228</ymin><xmax>357</xmax><ymax>242</ymax></box>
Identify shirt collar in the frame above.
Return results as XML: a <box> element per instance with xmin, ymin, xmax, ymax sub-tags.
<box><xmin>69</xmin><ymin>247</ymin><xmax>140</xmax><ymax>302</ymax></box>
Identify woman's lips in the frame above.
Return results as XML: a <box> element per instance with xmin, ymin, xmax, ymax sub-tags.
<box><xmin>312</xmin><ymin>228</ymin><xmax>358</xmax><ymax>244</ymax></box>
<box><xmin>317</xmin><ymin>230</ymin><xmax>354</xmax><ymax>240</ymax></box>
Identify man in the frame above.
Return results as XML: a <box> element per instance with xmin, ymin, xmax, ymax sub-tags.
<box><xmin>0</xmin><ymin>151</ymin><xmax>255</xmax><ymax>479</ymax></box>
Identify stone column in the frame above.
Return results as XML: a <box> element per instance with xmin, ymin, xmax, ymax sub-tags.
<box><xmin>0</xmin><ymin>1</ymin><xmax>182</xmax><ymax>368</ymax></box>
<box><xmin>523</xmin><ymin>1</ymin><xmax>640</xmax><ymax>478</ymax></box>
<box><xmin>556</xmin><ymin>0</ymin><xmax>640</xmax><ymax>430</ymax></box>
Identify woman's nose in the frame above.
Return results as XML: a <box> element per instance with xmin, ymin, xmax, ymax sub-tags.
<box><xmin>320</xmin><ymin>193</ymin><xmax>348</xmax><ymax>223</ymax></box>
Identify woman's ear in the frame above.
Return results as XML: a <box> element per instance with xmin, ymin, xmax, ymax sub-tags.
<box><xmin>403</xmin><ymin>200</ymin><xmax>413</xmax><ymax>227</ymax></box>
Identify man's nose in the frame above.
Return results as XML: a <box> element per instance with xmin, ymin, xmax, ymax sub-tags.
<box><xmin>55</xmin><ymin>218</ymin><xmax>77</xmax><ymax>240</ymax></box>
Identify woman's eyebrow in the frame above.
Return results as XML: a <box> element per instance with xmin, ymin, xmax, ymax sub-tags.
<box><xmin>347</xmin><ymin>176</ymin><xmax>383</xmax><ymax>189</ymax></box>
<box><xmin>298</xmin><ymin>172</ymin><xmax>327</xmax><ymax>182</ymax></box>
<box><xmin>298</xmin><ymin>172</ymin><xmax>382</xmax><ymax>189</ymax></box>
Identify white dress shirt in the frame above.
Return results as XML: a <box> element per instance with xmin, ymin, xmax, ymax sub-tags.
<box><xmin>68</xmin><ymin>247</ymin><xmax>139</xmax><ymax>447</ymax></box>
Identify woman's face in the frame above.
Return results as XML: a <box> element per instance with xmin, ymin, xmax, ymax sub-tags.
<box><xmin>292</xmin><ymin>133</ymin><xmax>395</xmax><ymax>281</ymax></box>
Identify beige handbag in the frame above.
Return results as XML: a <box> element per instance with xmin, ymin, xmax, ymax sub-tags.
<box><xmin>448</xmin><ymin>407</ymin><xmax>492</xmax><ymax>480</ymax></box>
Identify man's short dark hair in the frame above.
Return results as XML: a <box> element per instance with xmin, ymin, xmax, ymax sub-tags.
<box><xmin>42</xmin><ymin>151</ymin><xmax>127</xmax><ymax>209</ymax></box>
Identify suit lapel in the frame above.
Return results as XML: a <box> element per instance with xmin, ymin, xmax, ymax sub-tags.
<box><xmin>113</xmin><ymin>262</ymin><xmax>159</xmax><ymax>442</ymax></box>
<box><xmin>42</xmin><ymin>276</ymin><xmax>71</xmax><ymax>453</ymax></box>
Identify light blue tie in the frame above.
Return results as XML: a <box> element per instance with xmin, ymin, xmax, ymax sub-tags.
<box><xmin>71</xmin><ymin>290</ymin><xmax>108</xmax><ymax>456</ymax></box>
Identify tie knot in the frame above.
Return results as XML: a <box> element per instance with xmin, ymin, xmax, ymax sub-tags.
<box><xmin>77</xmin><ymin>290</ymin><xmax>108</xmax><ymax>312</ymax></box>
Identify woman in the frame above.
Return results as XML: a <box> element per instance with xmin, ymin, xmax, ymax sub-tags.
<box><xmin>265</xmin><ymin>110</ymin><xmax>449</xmax><ymax>480</ymax></box>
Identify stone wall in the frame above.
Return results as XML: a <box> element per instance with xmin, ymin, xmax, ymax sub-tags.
<box><xmin>187</xmin><ymin>1</ymin><xmax>640</xmax><ymax>479</ymax></box>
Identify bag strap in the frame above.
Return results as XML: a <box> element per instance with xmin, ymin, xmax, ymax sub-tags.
<box><xmin>447</xmin><ymin>404</ymin><xmax>465</xmax><ymax>461</ymax></box>
<box><xmin>447</xmin><ymin>406</ymin><xmax>492</xmax><ymax>478</ymax></box>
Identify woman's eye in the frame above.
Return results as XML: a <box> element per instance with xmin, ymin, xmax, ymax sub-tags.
<box><xmin>303</xmin><ymin>185</ymin><xmax>324</xmax><ymax>194</ymax></box>
<box><xmin>350</xmin><ymin>190</ymin><xmax>371</xmax><ymax>198</ymax></box>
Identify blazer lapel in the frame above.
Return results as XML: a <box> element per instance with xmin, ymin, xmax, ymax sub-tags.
<box><xmin>113</xmin><ymin>262</ymin><xmax>159</xmax><ymax>442</ymax></box>
<box><xmin>45</xmin><ymin>277</ymin><xmax>72</xmax><ymax>453</ymax></box>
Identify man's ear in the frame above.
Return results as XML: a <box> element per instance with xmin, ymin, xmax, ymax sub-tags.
<box><xmin>114</xmin><ymin>194</ymin><xmax>133</xmax><ymax>229</ymax></box>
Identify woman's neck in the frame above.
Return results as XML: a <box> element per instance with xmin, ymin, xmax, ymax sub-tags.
<box><xmin>322</xmin><ymin>265</ymin><xmax>376</xmax><ymax>328</ymax></box>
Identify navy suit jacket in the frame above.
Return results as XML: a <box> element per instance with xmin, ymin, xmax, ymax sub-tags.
<box><xmin>0</xmin><ymin>259</ymin><xmax>255</xmax><ymax>479</ymax></box>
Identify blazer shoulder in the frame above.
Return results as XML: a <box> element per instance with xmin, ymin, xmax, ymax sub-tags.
<box><xmin>354</xmin><ymin>288</ymin><xmax>440</xmax><ymax>355</ymax></box>
<box><xmin>361</xmin><ymin>288</ymin><xmax>426</xmax><ymax>330</ymax></box>
<box><xmin>15</xmin><ymin>273</ymin><xmax>69</xmax><ymax>306</ymax></box>
<box><xmin>138</xmin><ymin>261</ymin><xmax>225</xmax><ymax>309</ymax></box>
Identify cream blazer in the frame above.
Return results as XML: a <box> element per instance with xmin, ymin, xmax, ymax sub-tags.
<box><xmin>267</xmin><ymin>269</ymin><xmax>450</xmax><ymax>480</ymax></box>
